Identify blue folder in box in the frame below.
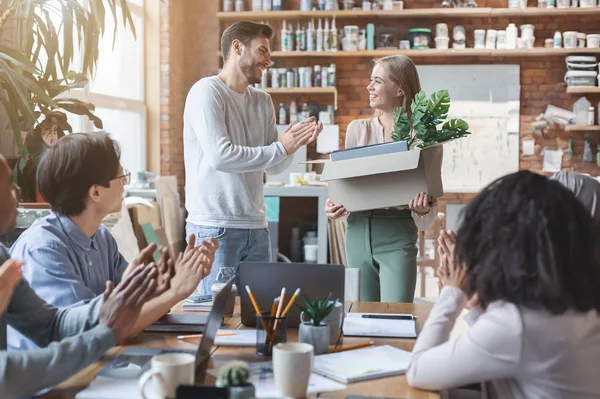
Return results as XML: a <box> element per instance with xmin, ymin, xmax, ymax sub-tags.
<box><xmin>330</xmin><ymin>140</ymin><xmax>409</xmax><ymax>162</ymax></box>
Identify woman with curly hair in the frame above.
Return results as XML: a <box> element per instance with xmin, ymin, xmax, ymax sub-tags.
<box><xmin>407</xmin><ymin>170</ymin><xmax>600</xmax><ymax>398</ymax></box>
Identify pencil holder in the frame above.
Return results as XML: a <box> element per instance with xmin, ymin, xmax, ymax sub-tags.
<box><xmin>256</xmin><ymin>312</ymin><xmax>288</xmax><ymax>356</ymax></box>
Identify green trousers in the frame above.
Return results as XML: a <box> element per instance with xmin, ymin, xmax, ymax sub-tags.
<box><xmin>345</xmin><ymin>209</ymin><xmax>418</xmax><ymax>303</ymax></box>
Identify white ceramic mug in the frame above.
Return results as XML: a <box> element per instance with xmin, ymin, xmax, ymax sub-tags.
<box><xmin>138</xmin><ymin>353</ymin><xmax>195</xmax><ymax>399</ymax></box>
<box><xmin>273</xmin><ymin>343</ymin><xmax>314</xmax><ymax>398</ymax></box>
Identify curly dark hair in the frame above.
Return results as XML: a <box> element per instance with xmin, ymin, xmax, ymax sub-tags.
<box><xmin>455</xmin><ymin>170</ymin><xmax>600</xmax><ymax>314</ymax></box>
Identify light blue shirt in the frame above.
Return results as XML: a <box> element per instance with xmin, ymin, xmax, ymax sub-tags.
<box><xmin>8</xmin><ymin>213</ymin><xmax>128</xmax><ymax>350</ymax></box>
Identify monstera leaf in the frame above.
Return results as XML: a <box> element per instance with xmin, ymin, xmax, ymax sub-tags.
<box><xmin>392</xmin><ymin>90</ymin><xmax>471</xmax><ymax>149</ymax></box>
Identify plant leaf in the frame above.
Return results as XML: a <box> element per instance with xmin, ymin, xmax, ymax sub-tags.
<box><xmin>427</xmin><ymin>90</ymin><xmax>450</xmax><ymax>120</ymax></box>
<box><xmin>410</xmin><ymin>91</ymin><xmax>428</xmax><ymax>127</ymax></box>
<box><xmin>392</xmin><ymin>106</ymin><xmax>410</xmax><ymax>142</ymax></box>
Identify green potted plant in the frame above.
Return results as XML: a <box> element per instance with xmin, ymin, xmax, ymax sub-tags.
<box><xmin>391</xmin><ymin>89</ymin><xmax>471</xmax><ymax>148</ymax></box>
<box><xmin>298</xmin><ymin>293</ymin><xmax>338</xmax><ymax>355</ymax></box>
<box><xmin>216</xmin><ymin>361</ymin><xmax>255</xmax><ymax>399</ymax></box>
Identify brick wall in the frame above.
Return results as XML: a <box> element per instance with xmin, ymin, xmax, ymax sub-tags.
<box><xmin>161</xmin><ymin>0</ymin><xmax>600</xmax><ymax>216</ymax></box>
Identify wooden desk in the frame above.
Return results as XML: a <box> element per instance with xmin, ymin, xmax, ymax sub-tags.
<box><xmin>43</xmin><ymin>301</ymin><xmax>439</xmax><ymax>399</ymax></box>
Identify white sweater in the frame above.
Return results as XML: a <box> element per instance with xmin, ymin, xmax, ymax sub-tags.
<box><xmin>184</xmin><ymin>76</ymin><xmax>293</xmax><ymax>229</ymax></box>
<box><xmin>407</xmin><ymin>286</ymin><xmax>600</xmax><ymax>399</ymax></box>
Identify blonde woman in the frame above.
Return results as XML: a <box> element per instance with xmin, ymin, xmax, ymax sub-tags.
<box><xmin>326</xmin><ymin>55</ymin><xmax>439</xmax><ymax>303</ymax></box>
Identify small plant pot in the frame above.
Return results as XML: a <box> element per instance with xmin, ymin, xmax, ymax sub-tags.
<box><xmin>216</xmin><ymin>381</ymin><xmax>255</xmax><ymax>399</ymax></box>
<box><xmin>298</xmin><ymin>322</ymin><xmax>330</xmax><ymax>355</ymax></box>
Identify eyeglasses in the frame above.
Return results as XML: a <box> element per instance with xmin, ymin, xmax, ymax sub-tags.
<box><xmin>113</xmin><ymin>170</ymin><xmax>131</xmax><ymax>185</ymax></box>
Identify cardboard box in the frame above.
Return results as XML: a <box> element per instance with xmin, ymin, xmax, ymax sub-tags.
<box><xmin>128</xmin><ymin>202</ymin><xmax>162</xmax><ymax>251</ymax></box>
<box><xmin>319</xmin><ymin>145</ymin><xmax>444</xmax><ymax>212</ymax></box>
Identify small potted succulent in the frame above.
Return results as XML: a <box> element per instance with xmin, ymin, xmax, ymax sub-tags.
<box><xmin>297</xmin><ymin>293</ymin><xmax>338</xmax><ymax>355</ymax></box>
<box><xmin>216</xmin><ymin>361</ymin><xmax>255</xmax><ymax>399</ymax></box>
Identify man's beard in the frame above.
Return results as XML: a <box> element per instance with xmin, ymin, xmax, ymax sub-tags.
<box><xmin>238</xmin><ymin>55</ymin><xmax>261</xmax><ymax>85</ymax></box>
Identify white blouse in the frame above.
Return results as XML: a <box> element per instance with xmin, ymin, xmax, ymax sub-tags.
<box><xmin>407</xmin><ymin>286</ymin><xmax>600</xmax><ymax>399</ymax></box>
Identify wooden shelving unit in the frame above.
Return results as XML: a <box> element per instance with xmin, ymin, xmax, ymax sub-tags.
<box><xmin>218</xmin><ymin>48</ymin><xmax>600</xmax><ymax>58</ymax></box>
<box><xmin>259</xmin><ymin>87</ymin><xmax>338</xmax><ymax>109</ymax></box>
<box><xmin>217</xmin><ymin>7</ymin><xmax>600</xmax><ymax>20</ymax></box>
<box><xmin>565</xmin><ymin>125</ymin><xmax>600</xmax><ymax>131</ymax></box>
<box><xmin>567</xmin><ymin>86</ymin><xmax>600</xmax><ymax>94</ymax></box>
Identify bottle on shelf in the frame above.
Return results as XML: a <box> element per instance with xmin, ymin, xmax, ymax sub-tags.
<box><xmin>278</xmin><ymin>103</ymin><xmax>287</xmax><ymax>125</ymax></box>
<box><xmin>281</xmin><ymin>20</ymin><xmax>288</xmax><ymax>52</ymax></box>
<box><xmin>328</xmin><ymin>64</ymin><xmax>336</xmax><ymax>86</ymax></box>
<box><xmin>318</xmin><ymin>0</ymin><xmax>326</xmax><ymax>10</ymax></box>
<box><xmin>300</xmin><ymin>24</ymin><xmax>307</xmax><ymax>51</ymax></box>
<box><xmin>223</xmin><ymin>0</ymin><xmax>233</xmax><ymax>12</ymax></box>
<box><xmin>290</xmin><ymin>100</ymin><xmax>298</xmax><ymax>124</ymax></box>
<box><xmin>596</xmin><ymin>144</ymin><xmax>600</xmax><ymax>168</ymax></box>
<box><xmin>301</xmin><ymin>0</ymin><xmax>313</xmax><ymax>11</ymax></box>
<box><xmin>506</xmin><ymin>23</ymin><xmax>518</xmax><ymax>49</ymax></box>
<box><xmin>271</xmin><ymin>68</ymin><xmax>280</xmax><ymax>88</ymax></box>
<box><xmin>323</xmin><ymin>18</ymin><xmax>330</xmax><ymax>51</ymax></box>
<box><xmin>307</xmin><ymin>20</ymin><xmax>315</xmax><ymax>51</ymax></box>
<box><xmin>589</xmin><ymin>106</ymin><xmax>595</xmax><ymax>125</ymax></box>
<box><xmin>316</xmin><ymin>19</ymin><xmax>324</xmax><ymax>52</ymax></box>
<box><xmin>301</xmin><ymin>103</ymin><xmax>310</xmax><ymax>121</ymax></box>
<box><xmin>296</xmin><ymin>24</ymin><xmax>302</xmax><ymax>51</ymax></box>
<box><xmin>321</xmin><ymin>67</ymin><xmax>328</xmax><ymax>88</ymax></box>
<box><xmin>582</xmin><ymin>140</ymin><xmax>593</xmax><ymax>163</ymax></box>
<box><xmin>553</xmin><ymin>31</ymin><xmax>562</xmax><ymax>48</ymax></box>
<box><xmin>263</xmin><ymin>0</ymin><xmax>272</xmax><ymax>11</ymax></box>
<box><xmin>273</xmin><ymin>0</ymin><xmax>282</xmax><ymax>11</ymax></box>
<box><xmin>287</xmin><ymin>24</ymin><xmax>295</xmax><ymax>52</ymax></box>
<box><xmin>252</xmin><ymin>0</ymin><xmax>262</xmax><ymax>11</ymax></box>
<box><xmin>330</xmin><ymin>17</ymin><xmax>338</xmax><ymax>52</ymax></box>
<box><xmin>314</xmin><ymin>65</ymin><xmax>322</xmax><ymax>86</ymax></box>
<box><xmin>235</xmin><ymin>0</ymin><xmax>244</xmax><ymax>11</ymax></box>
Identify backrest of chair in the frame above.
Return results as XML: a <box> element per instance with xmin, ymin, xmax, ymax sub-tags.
<box><xmin>345</xmin><ymin>267</ymin><xmax>360</xmax><ymax>302</ymax></box>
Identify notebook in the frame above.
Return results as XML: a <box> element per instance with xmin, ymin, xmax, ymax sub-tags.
<box><xmin>342</xmin><ymin>313</ymin><xmax>417</xmax><ymax>338</ymax></box>
<box><xmin>214</xmin><ymin>329</ymin><xmax>255</xmax><ymax>346</ymax></box>
<box><xmin>312</xmin><ymin>345</ymin><xmax>411</xmax><ymax>383</ymax></box>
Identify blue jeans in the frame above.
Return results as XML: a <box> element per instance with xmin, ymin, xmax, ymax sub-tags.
<box><xmin>186</xmin><ymin>224</ymin><xmax>272</xmax><ymax>295</ymax></box>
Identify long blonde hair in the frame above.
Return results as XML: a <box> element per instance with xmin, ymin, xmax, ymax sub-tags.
<box><xmin>371</xmin><ymin>55</ymin><xmax>422</xmax><ymax>119</ymax></box>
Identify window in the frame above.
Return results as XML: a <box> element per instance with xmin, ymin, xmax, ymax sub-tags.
<box><xmin>66</xmin><ymin>1</ymin><xmax>146</xmax><ymax>177</ymax></box>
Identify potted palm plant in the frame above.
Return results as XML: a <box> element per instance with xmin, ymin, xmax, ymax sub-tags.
<box><xmin>216</xmin><ymin>361</ymin><xmax>255</xmax><ymax>399</ymax></box>
<box><xmin>298</xmin><ymin>293</ymin><xmax>338</xmax><ymax>355</ymax></box>
<box><xmin>0</xmin><ymin>0</ymin><xmax>137</xmax><ymax>201</ymax></box>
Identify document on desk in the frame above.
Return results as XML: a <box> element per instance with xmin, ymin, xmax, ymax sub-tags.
<box><xmin>342</xmin><ymin>313</ymin><xmax>417</xmax><ymax>338</ymax></box>
<box><xmin>313</xmin><ymin>345</ymin><xmax>412</xmax><ymax>383</ymax></box>
<box><xmin>207</xmin><ymin>361</ymin><xmax>346</xmax><ymax>398</ymax></box>
<box><xmin>214</xmin><ymin>329</ymin><xmax>256</xmax><ymax>346</ymax></box>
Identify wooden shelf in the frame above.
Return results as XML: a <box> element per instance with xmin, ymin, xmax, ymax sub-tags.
<box><xmin>259</xmin><ymin>87</ymin><xmax>338</xmax><ymax>109</ymax></box>
<box><xmin>565</xmin><ymin>125</ymin><xmax>600</xmax><ymax>131</ymax></box>
<box><xmin>217</xmin><ymin>7</ymin><xmax>600</xmax><ymax>20</ymax></box>
<box><xmin>567</xmin><ymin>86</ymin><xmax>600</xmax><ymax>94</ymax></box>
<box><xmin>218</xmin><ymin>48</ymin><xmax>600</xmax><ymax>58</ymax></box>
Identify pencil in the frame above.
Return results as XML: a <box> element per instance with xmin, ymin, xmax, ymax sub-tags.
<box><xmin>177</xmin><ymin>332</ymin><xmax>237</xmax><ymax>340</ymax></box>
<box><xmin>272</xmin><ymin>287</ymin><xmax>286</xmax><ymax>332</ymax></box>
<box><xmin>265</xmin><ymin>298</ymin><xmax>279</xmax><ymax>345</ymax></box>
<box><xmin>246</xmin><ymin>285</ymin><xmax>269</xmax><ymax>331</ymax></box>
<box><xmin>281</xmin><ymin>288</ymin><xmax>301</xmax><ymax>317</ymax></box>
<box><xmin>330</xmin><ymin>340</ymin><xmax>375</xmax><ymax>353</ymax></box>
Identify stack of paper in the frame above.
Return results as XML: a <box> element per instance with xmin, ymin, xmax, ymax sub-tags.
<box><xmin>313</xmin><ymin>345</ymin><xmax>411</xmax><ymax>383</ymax></box>
<box><xmin>342</xmin><ymin>313</ymin><xmax>417</xmax><ymax>338</ymax></box>
<box><xmin>181</xmin><ymin>300</ymin><xmax>213</xmax><ymax>312</ymax></box>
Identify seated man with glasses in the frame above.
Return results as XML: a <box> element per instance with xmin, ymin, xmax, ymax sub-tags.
<box><xmin>9</xmin><ymin>132</ymin><xmax>219</xmax><ymax>352</ymax></box>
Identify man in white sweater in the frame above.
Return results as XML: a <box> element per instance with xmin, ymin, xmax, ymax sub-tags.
<box><xmin>184</xmin><ymin>21</ymin><xmax>322</xmax><ymax>294</ymax></box>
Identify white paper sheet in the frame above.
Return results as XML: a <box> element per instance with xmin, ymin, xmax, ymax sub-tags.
<box><xmin>522</xmin><ymin>139</ymin><xmax>535</xmax><ymax>156</ymax></box>
<box><xmin>207</xmin><ymin>361</ymin><xmax>346</xmax><ymax>398</ymax></box>
<box><xmin>316</xmin><ymin>125</ymin><xmax>340</xmax><ymax>154</ymax></box>
<box><xmin>542</xmin><ymin>149</ymin><xmax>563</xmax><ymax>173</ymax></box>
<box><xmin>342</xmin><ymin>313</ymin><xmax>417</xmax><ymax>338</ymax></box>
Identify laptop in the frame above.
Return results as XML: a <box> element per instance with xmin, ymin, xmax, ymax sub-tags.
<box><xmin>95</xmin><ymin>277</ymin><xmax>234</xmax><ymax>380</ymax></box>
<box><xmin>239</xmin><ymin>262</ymin><xmax>345</xmax><ymax>328</ymax></box>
